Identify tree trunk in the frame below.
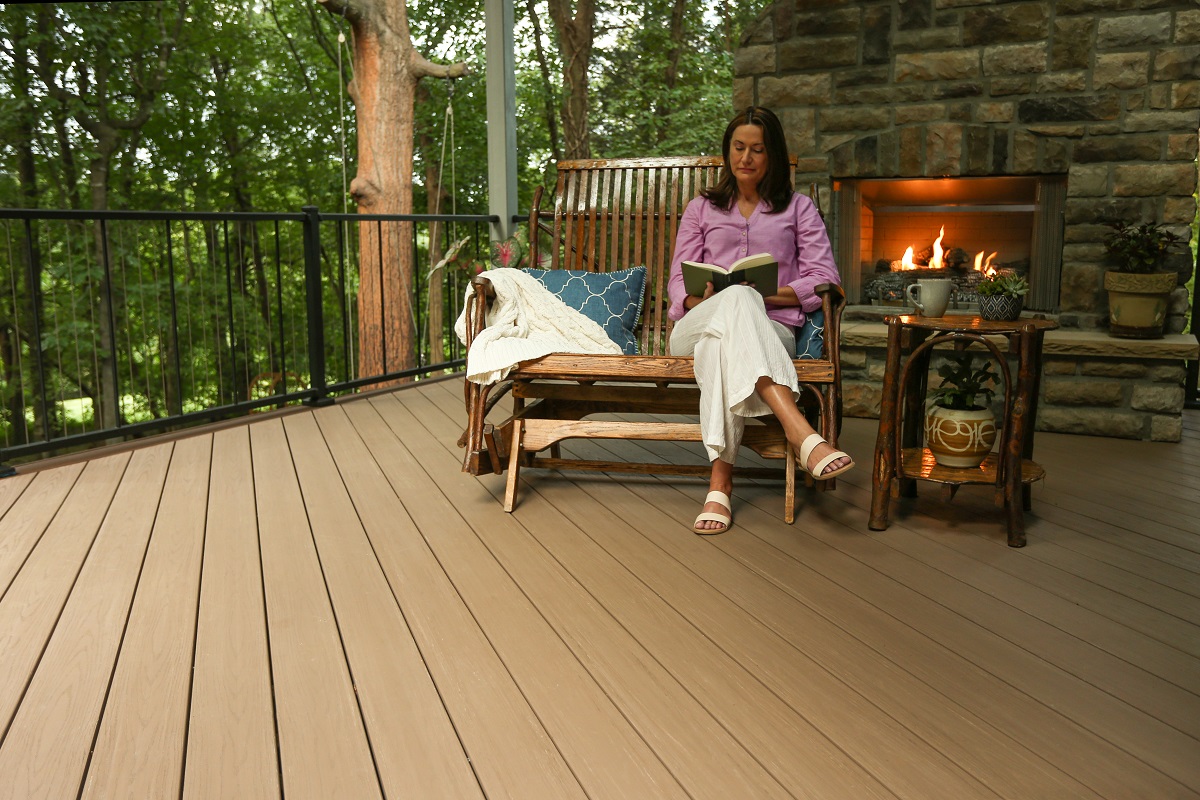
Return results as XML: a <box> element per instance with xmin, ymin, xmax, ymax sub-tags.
<box><xmin>34</xmin><ymin>2</ymin><xmax>185</xmax><ymax>430</ymax></box>
<box><xmin>546</xmin><ymin>0</ymin><xmax>596</xmax><ymax>160</ymax></box>
<box><xmin>318</xmin><ymin>0</ymin><xmax>466</xmax><ymax>383</ymax></box>
<box><xmin>525</xmin><ymin>0</ymin><xmax>562</xmax><ymax>162</ymax></box>
<box><xmin>89</xmin><ymin>130</ymin><xmax>123</xmax><ymax>430</ymax></box>
<box><xmin>9</xmin><ymin>12</ymin><xmax>48</xmax><ymax>442</ymax></box>
<box><xmin>657</xmin><ymin>0</ymin><xmax>688</xmax><ymax>145</ymax></box>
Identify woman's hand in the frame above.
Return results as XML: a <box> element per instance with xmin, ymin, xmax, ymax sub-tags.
<box><xmin>685</xmin><ymin>281</ymin><xmax>716</xmax><ymax>310</ymax></box>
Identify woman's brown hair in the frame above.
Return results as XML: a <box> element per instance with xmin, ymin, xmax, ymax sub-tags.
<box><xmin>701</xmin><ymin>106</ymin><xmax>793</xmax><ymax>214</ymax></box>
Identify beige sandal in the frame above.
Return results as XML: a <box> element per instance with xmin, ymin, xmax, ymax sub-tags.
<box><xmin>798</xmin><ymin>433</ymin><xmax>855</xmax><ymax>481</ymax></box>
<box><xmin>692</xmin><ymin>490</ymin><xmax>732</xmax><ymax>535</ymax></box>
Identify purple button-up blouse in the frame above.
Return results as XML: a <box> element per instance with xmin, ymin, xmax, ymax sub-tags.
<box><xmin>667</xmin><ymin>192</ymin><xmax>841</xmax><ymax>328</ymax></box>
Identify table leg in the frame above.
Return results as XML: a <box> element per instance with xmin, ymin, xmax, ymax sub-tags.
<box><xmin>1021</xmin><ymin>327</ymin><xmax>1048</xmax><ymax>513</ymax></box>
<box><xmin>869</xmin><ymin>317</ymin><xmax>905</xmax><ymax>531</ymax></box>
<box><xmin>898</xmin><ymin>330</ymin><xmax>931</xmax><ymax>499</ymax></box>
<box><xmin>1004</xmin><ymin>327</ymin><xmax>1038</xmax><ymax>547</ymax></box>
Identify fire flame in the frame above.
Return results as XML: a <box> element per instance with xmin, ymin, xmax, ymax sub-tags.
<box><xmin>929</xmin><ymin>226</ymin><xmax>945</xmax><ymax>270</ymax></box>
<box><xmin>895</xmin><ymin>225</ymin><xmax>1002</xmax><ymax>274</ymax></box>
<box><xmin>973</xmin><ymin>250</ymin><xmax>999</xmax><ymax>276</ymax></box>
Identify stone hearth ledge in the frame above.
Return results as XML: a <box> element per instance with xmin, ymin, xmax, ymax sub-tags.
<box><xmin>840</xmin><ymin>319</ymin><xmax>1199</xmax><ymax>361</ymax></box>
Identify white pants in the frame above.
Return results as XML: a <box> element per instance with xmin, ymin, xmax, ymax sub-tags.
<box><xmin>669</xmin><ymin>286</ymin><xmax>799</xmax><ymax>464</ymax></box>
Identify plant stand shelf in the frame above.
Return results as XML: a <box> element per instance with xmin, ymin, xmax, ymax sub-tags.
<box><xmin>898</xmin><ymin>449</ymin><xmax>1047</xmax><ymax>485</ymax></box>
<box><xmin>869</xmin><ymin>314</ymin><xmax>1058</xmax><ymax>547</ymax></box>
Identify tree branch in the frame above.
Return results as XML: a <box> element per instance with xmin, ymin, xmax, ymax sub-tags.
<box><xmin>315</xmin><ymin>0</ymin><xmax>365</xmax><ymax>27</ymax></box>
<box><xmin>410</xmin><ymin>51</ymin><xmax>469</xmax><ymax>80</ymax></box>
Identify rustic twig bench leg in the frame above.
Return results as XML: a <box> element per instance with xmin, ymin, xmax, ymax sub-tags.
<box><xmin>504</xmin><ymin>419</ymin><xmax>524</xmax><ymax>512</ymax></box>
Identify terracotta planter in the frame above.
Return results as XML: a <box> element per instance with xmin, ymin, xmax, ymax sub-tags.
<box><xmin>978</xmin><ymin>294</ymin><xmax>1023</xmax><ymax>321</ymax></box>
<box><xmin>1103</xmin><ymin>270</ymin><xmax>1177</xmax><ymax>339</ymax></box>
<box><xmin>924</xmin><ymin>405</ymin><xmax>997</xmax><ymax>468</ymax></box>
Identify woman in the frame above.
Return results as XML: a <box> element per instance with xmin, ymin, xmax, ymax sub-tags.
<box><xmin>667</xmin><ymin>106</ymin><xmax>853</xmax><ymax>534</ymax></box>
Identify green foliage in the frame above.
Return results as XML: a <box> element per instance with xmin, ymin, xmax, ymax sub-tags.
<box><xmin>588</xmin><ymin>0</ymin><xmax>773</xmax><ymax>158</ymax></box>
<box><xmin>0</xmin><ymin>0</ymin><xmax>776</xmax><ymax>451</ymax></box>
<box><xmin>1103</xmin><ymin>221</ymin><xmax>1182</xmax><ymax>274</ymax></box>
<box><xmin>928</xmin><ymin>353</ymin><xmax>997</xmax><ymax>411</ymax></box>
<box><xmin>976</xmin><ymin>269</ymin><xmax>1029</xmax><ymax>298</ymax></box>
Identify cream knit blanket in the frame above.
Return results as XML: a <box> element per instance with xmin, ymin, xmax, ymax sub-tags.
<box><xmin>454</xmin><ymin>268</ymin><xmax>622</xmax><ymax>385</ymax></box>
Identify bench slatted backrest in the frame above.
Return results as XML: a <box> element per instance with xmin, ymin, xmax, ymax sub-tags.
<box><xmin>529</xmin><ymin>156</ymin><xmax>799</xmax><ymax>356</ymax></box>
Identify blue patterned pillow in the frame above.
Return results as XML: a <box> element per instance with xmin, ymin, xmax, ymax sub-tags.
<box><xmin>795</xmin><ymin>309</ymin><xmax>825</xmax><ymax>360</ymax></box>
<box><xmin>524</xmin><ymin>267</ymin><xmax>647</xmax><ymax>354</ymax></box>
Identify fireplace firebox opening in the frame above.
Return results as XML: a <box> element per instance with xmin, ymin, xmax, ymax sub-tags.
<box><xmin>833</xmin><ymin>176</ymin><xmax>1065</xmax><ymax>312</ymax></box>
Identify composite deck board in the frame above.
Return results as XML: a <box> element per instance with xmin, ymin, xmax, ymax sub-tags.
<box><xmin>527</xmin><ymin>421</ymin><xmax>1196</xmax><ymax>798</ymax></box>
<box><xmin>82</xmin><ymin>436</ymin><xmax>212</xmax><ymax>799</ymax></box>
<box><xmin>826</xmin><ymin>484</ymin><xmax>1200</xmax><ymax>735</ymax></box>
<box><xmin>0</xmin><ymin>378</ymin><xmax>1196</xmax><ymax>799</ymax></box>
<box><xmin>0</xmin><ymin>461</ymin><xmax>85</xmax><ymax>597</ymax></box>
<box><xmin>352</xmin><ymin>397</ymin><xmax>702</xmax><ymax>799</ymax></box>
<box><xmin>0</xmin><ymin>454</ymin><xmax>131</xmax><ymax>744</ymax></box>
<box><xmin>394</xmin><ymin>392</ymin><xmax>896</xmax><ymax>799</ymax></box>
<box><xmin>184</xmin><ymin>428</ymin><xmax>280</xmax><ymax>799</ymax></box>
<box><xmin>285</xmin><ymin>410</ymin><xmax>486</xmax><ymax>800</ymax></box>
<box><xmin>489</xmin><ymin>438</ymin><xmax>1152</xmax><ymax>800</ymax></box>
<box><xmin>0</xmin><ymin>471</ymin><xmax>32</xmax><ymax>519</ymax></box>
<box><xmin>324</xmin><ymin>399</ymin><xmax>590</xmax><ymax>800</ymax></box>
<box><xmin>249</xmin><ymin>420</ymin><xmax>382</xmax><ymax>800</ymax></box>
<box><xmin>0</xmin><ymin>445</ymin><xmax>168</xmax><ymax>800</ymax></box>
<box><xmin>408</xmin><ymin>391</ymin><xmax>1079</xmax><ymax>798</ymax></box>
<box><xmin>663</xmin><ymin>445</ymin><xmax>1200</xmax><ymax>794</ymax></box>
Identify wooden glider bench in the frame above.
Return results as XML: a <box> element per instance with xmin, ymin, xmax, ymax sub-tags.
<box><xmin>459</xmin><ymin>156</ymin><xmax>846</xmax><ymax>522</ymax></box>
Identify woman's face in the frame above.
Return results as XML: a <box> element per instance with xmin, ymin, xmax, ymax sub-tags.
<box><xmin>729</xmin><ymin>123</ymin><xmax>768</xmax><ymax>195</ymax></box>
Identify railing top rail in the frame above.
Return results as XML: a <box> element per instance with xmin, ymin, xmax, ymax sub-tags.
<box><xmin>319</xmin><ymin>212</ymin><xmax>500</xmax><ymax>223</ymax></box>
<box><xmin>0</xmin><ymin>208</ymin><xmax>308</xmax><ymax>222</ymax></box>
<box><xmin>0</xmin><ymin>208</ymin><xmax>501</xmax><ymax>225</ymax></box>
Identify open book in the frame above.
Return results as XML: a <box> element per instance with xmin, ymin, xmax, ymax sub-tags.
<box><xmin>681</xmin><ymin>252</ymin><xmax>778</xmax><ymax>298</ymax></box>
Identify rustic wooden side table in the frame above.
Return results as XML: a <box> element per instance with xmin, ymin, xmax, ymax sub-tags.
<box><xmin>868</xmin><ymin>315</ymin><xmax>1059</xmax><ymax>547</ymax></box>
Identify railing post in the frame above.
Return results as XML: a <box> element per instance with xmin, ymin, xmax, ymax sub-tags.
<box><xmin>302</xmin><ymin>205</ymin><xmax>332</xmax><ymax>406</ymax></box>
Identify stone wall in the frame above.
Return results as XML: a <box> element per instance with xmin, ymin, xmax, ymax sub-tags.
<box><xmin>735</xmin><ymin>0</ymin><xmax>1200</xmax><ymax>332</ymax></box>
<box><xmin>840</xmin><ymin>318</ymin><xmax>1195</xmax><ymax>441</ymax></box>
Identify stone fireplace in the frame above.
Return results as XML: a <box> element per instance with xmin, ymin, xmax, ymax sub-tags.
<box><xmin>840</xmin><ymin>174</ymin><xmax>1064</xmax><ymax>311</ymax></box>
<box><xmin>733</xmin><ymin>0</ymin><xmax>1198</xmax><ymax>331</ymax></box>
<box><xmin>732</xmin><ymin>0</ymin><xmax>1200</xmax><ymax>440</ymax></box>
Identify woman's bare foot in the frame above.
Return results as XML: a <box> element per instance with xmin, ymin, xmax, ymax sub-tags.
<box><xmin>694</xmin><ymin>459</ymin><xmax>734</xmax><ymax>533</ymax></box>
<box><xmin>753</xmin><ymin>378</ymin><xmax>854</xmax><ymax>478</ymax></box>
<box><xmin>694</xmin><ymin>494</ymin><xmax>731</xmax><ymax>533</ymax></box>
<box><xmin>799</xmin><ymin>437</ymin><xmax>853</xmax><ymax>476</ymax></box>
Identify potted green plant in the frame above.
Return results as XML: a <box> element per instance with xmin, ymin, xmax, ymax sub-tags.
<box><xmin>1102</xmin><ymin>221</ymin><xmax>1181</xmax><ymax>339</ymax></box>
<box><xmin>976</xmin><ymin>269</ymin><xmax>1029</xmax><ymax>321</ymax></box>
<box><xmin>925</xmin><ymin>353</ymin><xmax>998</xmax><ymax>468</ymax></box>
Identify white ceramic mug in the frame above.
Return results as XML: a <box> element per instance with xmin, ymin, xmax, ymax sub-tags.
<box><xmin>906</xmin><ymin>279</ymin><xmax>955</xmax><ymax>317</ymax></box>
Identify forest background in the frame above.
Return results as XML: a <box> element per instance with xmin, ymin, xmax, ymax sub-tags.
<box><xmin>0</xmin><ymin>0</ymin><xmax>770</xmax><ymax>454</ymax></box>
<box><xmin>2</xmin><ymin>0</ymin><xmax>772</xmax><ymax>215</ymax></box>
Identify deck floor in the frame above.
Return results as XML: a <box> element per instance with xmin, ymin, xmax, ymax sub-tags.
<box><xmin>0</xmin><ymin>377</ymin><xmax>1197</xmax><ymax>799</ymax></box>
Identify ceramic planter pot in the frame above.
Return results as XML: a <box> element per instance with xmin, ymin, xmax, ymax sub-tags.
<box><xmin>924</xmin><ymin>405</ymin><xmax>997</xmax><ymax>468</ymax></box>
<box><xmin>978</xmin><ymin>294</ymin><xmax>1023</xmax><ymax>321</ymax></box>
<box><xmin>1103</xmin><ymin>270</ymin><xmax>1176</xmax><ymax>339</ymax></box>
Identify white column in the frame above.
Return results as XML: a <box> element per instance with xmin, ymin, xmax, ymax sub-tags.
<box><xmin>485</xmin><ymin>0</ymin><xmax>518</xmax><ymax>242</ymax></box>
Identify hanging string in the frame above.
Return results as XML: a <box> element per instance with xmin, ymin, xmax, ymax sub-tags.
<box><xmin>427</xmin><ymin>76</ymin><xmax>464</xmax><ymax>283</ymax></box>
<box><xmin>432</xmin><ymin>77</ymin><xmax>456</xmax><ymax>237</ymax></box>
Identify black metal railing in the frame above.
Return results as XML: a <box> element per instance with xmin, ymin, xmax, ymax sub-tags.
<box><xmin>0</xmin><ymin>206</ymin><xmax>496</xmax><ymax>467</ymax></box>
